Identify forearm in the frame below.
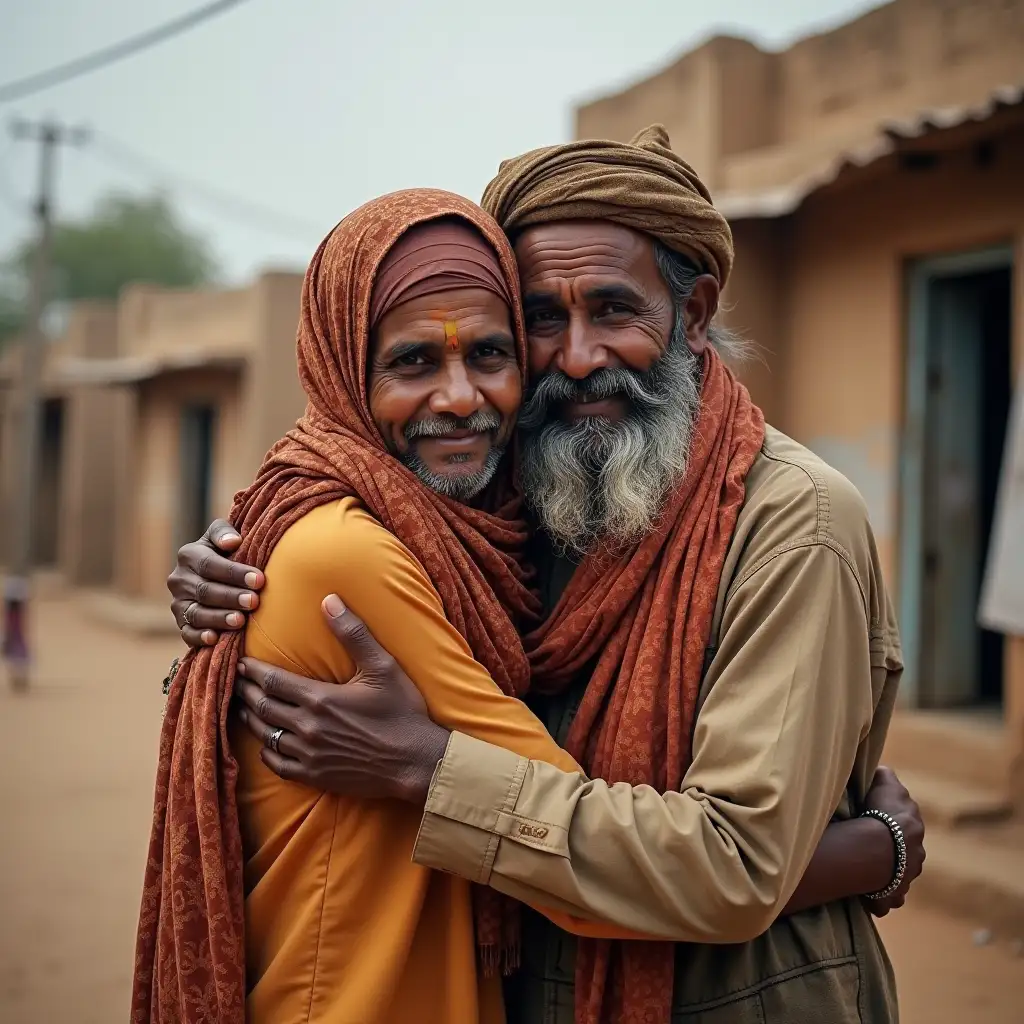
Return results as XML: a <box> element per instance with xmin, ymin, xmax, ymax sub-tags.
<box><xmin>781</xmin><ymin>817</ymin><xmax>894</xmax><ymax>916</ymax></box>
<box><xmin>410</xmin><ymin>546</ymin><xmax>884</xmax><ymax>942</ymax></box>
<box><xmin>415</xmin><ymin>733</ymin><xmax>792</xmax><ymax>943</ymax></box>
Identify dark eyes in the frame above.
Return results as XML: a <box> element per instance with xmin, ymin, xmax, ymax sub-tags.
<box><xmin>389</xmin><ymin>344</ymin><xmax>509</xmax><ymax>371</ymax></box>
<box><xmin>473</xmin><ymin>344</ymin><xmax>505</xmax><ymax>359</ymax></box>
<box><xmin>525</xmin><ymin>303</ymin><xmax>633</xmax><ymax>331</ymax></box>
<box><xmin>524</xmin><ymin>309</ymin><xmax>565</xmax><ymax>333</ymax></box>
<box><xmin>389</xmin><ymin>352</ymin><xmax>425</xmax><ymax>368</ymax></box>
<box><xmin>394</xmin><ymin>351</ymin><xmax>429</xmax><ymax>367</ymax></box>
<box><xmin>599</xmin><ymin>302</ymin><xmax>632</xmax><ymax>316</ymax></box>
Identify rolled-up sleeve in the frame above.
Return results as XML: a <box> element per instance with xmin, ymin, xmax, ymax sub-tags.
<box><xmin>413</xmin><ymin>540</ymin><xmax>885</xmax><ymax>943</ymax></box>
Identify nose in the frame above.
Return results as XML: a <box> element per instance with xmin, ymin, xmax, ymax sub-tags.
<box><xmin>556</xmin><ymin>314</ymin><xmax>611</xmax><ymax>380</ymax></box>
<box><xmin>429</xmin><ymin>358</ymin><xmax>484</xmax><ymax>419</ymax></box>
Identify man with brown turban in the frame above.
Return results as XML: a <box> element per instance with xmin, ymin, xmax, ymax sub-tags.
<box><xmin>170</xmin><ymin>127</ymin><xmax>911</xmax><ymax>1023</ymax></box>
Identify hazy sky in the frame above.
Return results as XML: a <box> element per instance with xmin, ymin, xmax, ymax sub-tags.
<box><xmin>1</xmin><ymin>0</ymin><xmax>881</xmax><ymax>282</ymax></box>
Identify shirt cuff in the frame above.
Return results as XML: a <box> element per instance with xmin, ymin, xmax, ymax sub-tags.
<box><xmin>413</xmin><ymin>732</ymin><xmax>567</xmax><ymax>883</ymax></box>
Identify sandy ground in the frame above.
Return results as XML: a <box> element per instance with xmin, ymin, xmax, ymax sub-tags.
<box><xmin>1</xmin><ymin>590</ymin><xmax>1022</xmax><ymax>1023</ymax></box>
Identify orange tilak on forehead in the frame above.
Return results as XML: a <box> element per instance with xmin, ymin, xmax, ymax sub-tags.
<box><xmin>443</xmin><ymin>319</ymin><xmax>460</xmax><ymax>351</ymax></box>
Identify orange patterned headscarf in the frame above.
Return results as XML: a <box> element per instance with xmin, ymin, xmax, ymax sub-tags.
<box><xmin>131</xmin><ymin>189</ymin><xmax>537</xmax><ymax>1024</ymax></box>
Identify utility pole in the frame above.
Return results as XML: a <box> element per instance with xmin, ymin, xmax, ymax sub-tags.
<box><xmin>2</xmin><ymin>118</ymin><xmax>87</xmax><ymax>691</ymax></box>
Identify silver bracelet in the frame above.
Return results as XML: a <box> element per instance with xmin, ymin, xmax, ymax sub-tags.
<box><xmin>861</xmin><ymin>808</ymin><xmax>908</xmax><ymax>900</ymax></box>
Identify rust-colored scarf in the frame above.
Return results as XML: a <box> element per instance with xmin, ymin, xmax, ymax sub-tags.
<box><xmin>527</xmin><ymin>349</ymin><xmax>765</xmax><ymax>1024</ymax></box>
<box><xmin>131</xmin><ymin>189</ymin><xmax>537</xmax><ymax>1024</ymax></box>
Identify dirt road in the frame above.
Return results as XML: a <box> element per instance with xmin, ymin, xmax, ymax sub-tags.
<box><xmin>1</xmin><ymin>590</ymin><xmax>1022</xmax><ymax>1022</ymax></box>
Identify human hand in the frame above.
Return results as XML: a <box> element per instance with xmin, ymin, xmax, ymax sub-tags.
<box><xmin>234</xmin><ymin>594</ymin><xmax>450</xmax><ymax>805</ymax></box>
<box><xmin>167</xmin><ymin>519</ymin><xmax>264</xmax><ymax>647</ymax></box>
<box><xmin>863</xmin><ymin>765</ymin><xmax>926</xmax><ymax>916</ymax></box>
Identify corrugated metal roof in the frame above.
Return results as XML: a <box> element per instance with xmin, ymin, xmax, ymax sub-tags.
<box><xmin>717</xmin><ymin>83</ymin><xmax>1024</xmax><ymax>220</ymax></box>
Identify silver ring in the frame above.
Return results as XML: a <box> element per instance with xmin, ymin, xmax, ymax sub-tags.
<box><xmin>267</xmin><ymin>727</ymin><xmax>285</xmax><ymax>754</ymax></box>
<box><xmin>182</xmin><ymin>600</ymin><xmax>199</xmax><ymax>628</ymax></box>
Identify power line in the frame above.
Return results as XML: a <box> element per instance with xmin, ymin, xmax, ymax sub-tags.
<box><xmin>0</xmin><ymin>0</ymin><xmax>257</xmax><ymax>104</ymax></box>
<box><xmin>88</xmin><ymin>130</ymin><xmax>324</xmax><ymax>243</ymax></box>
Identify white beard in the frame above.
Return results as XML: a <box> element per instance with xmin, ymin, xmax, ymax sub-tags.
<box><xmin>519</xmin><ymin>330</ymin><xmax>702</xmax><ymax>554</ymax></box>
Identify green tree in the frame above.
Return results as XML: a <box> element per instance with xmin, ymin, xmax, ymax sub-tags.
<box><xmin>0</xmin><ymin>192</ymin><xmax>219</xmax><ymax>344</ymax></box>
<box><xmin>0</xmin><ymin>270</ymin><xmax>25</xmax><ymax>342</ymax></box>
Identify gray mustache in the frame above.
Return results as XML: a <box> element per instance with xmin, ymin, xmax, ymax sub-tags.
<box><xmin>404</xmin><ymin>410</ymin><xmax>503</xmax><ymax>440</ymax></box>
<box><xmin>519</xmin><ymin>367</ymin><xmax>670</xmax><ymax>430</ymax></box>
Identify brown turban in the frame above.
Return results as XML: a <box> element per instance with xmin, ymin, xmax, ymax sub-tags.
<box><xmin>481</xmin><ymin>124</ymin><xmax>734</xmax><ymax>286</ymax></box>
<box><xmin>370</xmin><ymin>219</ymin><xmax>513</xmax><ymax>326</ymax></box>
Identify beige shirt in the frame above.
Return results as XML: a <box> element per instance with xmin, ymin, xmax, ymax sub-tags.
<box><xmin>413</xmin><ymin>426</ymin><xmax>903</xmax><ymax>944</ymax></box>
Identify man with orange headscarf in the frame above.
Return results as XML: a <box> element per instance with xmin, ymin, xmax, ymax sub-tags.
<box><xmin>169</xmin><ymin>128</ymin><xmax>913</xmax><ymax>1023</ymax></box>
<box><xmin>136</xmin><ymin>190</ymin><xmax>680</xmax><ymax>1024</ymax></box>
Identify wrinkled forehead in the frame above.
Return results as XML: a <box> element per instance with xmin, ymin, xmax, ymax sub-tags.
<box><xmin>511</xmin><ymin>220</ymin><xmax>661</xmax><ymax>298</ymax></box>
<box><xmin>373</xmin><ymin>286</ymin><xmax>514</xmax><ymax>338</ymax></box>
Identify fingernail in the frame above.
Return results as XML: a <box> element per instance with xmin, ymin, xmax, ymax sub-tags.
<box><xmin>323</xmin><ymin>593</ymin><xmax>345</xmax><ymax>618</ymax></box>
<box><xmin>238</xmin><ymin>707</ymin><xmax>247</xmax><ymax>724</ymax></box>
<box><xmin>226</xmin><ymin>532</ymin><xmax>241</xmax><ymax>543</ymax></box>
<box><xmin>227</xmin><ymin>612</ymin><xmax>244</xmax><ymax>628</ymax></box>
<box><xmin>237</xmin><ymin>660</ymin><xmax>248</xmax><ymax>675</ymax></box>
<box><xmin>202</xmin><ymin>630</ymin><xmax>217</xmax><ymax>645</ymax></box>
<box><xmin>244</xmin><ymin>572</ymin><xmax>262</xmax><ymax>589</ymax></box>
<box><xmin>239</xmin><ymin>592</ymin><xmax>256</xmax><ymax>610</ymax></box>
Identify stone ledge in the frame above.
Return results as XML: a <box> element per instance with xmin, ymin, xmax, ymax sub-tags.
<box><xmin>891</xmin><ymin>769</ymin><xmax>1012</xmax><ymax>829</ymax></box>
<box><xmin>913</xmin><ymin>823</ymin><xmax>1024</xmax><ymax>938</ymax></box>
<box><xmin>883</xmin><ymin>710</ymin><xmax>1011</xmax><ymax>793</ymax></box>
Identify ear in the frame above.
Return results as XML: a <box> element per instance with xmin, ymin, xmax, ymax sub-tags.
<box><xmin>683</xmin><ymin>275</ymin><xmax>720</xmax><ymax>355</ymax></box>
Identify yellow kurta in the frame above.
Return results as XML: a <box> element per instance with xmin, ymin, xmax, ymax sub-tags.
<box><xmin>232</xmin><ymin>497</ymin><xmax>617</xmax><ymax>1024</ymax></box>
